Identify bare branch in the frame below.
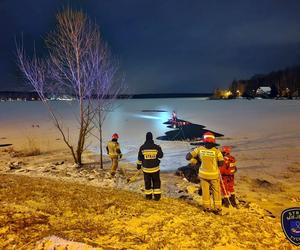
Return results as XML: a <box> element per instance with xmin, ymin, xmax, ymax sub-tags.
<box><xmin>16</xmin><ymin>9</ymin><xmax>126</xmax><ymax>166</ymax></box>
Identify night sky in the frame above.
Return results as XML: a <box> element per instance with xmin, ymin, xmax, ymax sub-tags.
<box><xmin>1</xmin><ymin>0</ymin><xmax>300</xmax><ymax>93</ymax></box>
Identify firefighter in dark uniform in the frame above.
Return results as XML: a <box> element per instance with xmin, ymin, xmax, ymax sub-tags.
<box><xmin>137</xmin><ymin>132</ymin><xmax>164</xmax><ymax>201</ymax></box>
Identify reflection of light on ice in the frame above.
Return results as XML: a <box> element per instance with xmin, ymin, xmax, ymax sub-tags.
<box><xmin>132</xmin><ymin>112</ymin><xmax>171</xmax><ymax>136</ymax></box>
<box><xmin>134</xmin><ymin>114</ymin><xmax>162</xmax><ymax>120</ymax></box>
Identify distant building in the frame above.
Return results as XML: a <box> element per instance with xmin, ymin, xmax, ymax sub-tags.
<box><xmin>256</xmin><ymin>86</ymin><xmax>271</xmax><ymax>96</ymax></box>
<box><xmin>0</xmin><ymin>91</ymin><xmax>40</xmax><ymax>101</ymax></box>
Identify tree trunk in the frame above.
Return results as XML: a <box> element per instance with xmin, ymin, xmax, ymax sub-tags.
<box><xmin>100</xmin><ymin>124</ymin><xmax>103</xmax><ymax>169</ymax></box>
<box><xmin>99</xmin><ymin>110</ymin><xmax>103</xmax><ymax>169</ymax></box>
<box><xmin>76</xmin><ymin>98</ymin><xmax>84</xmax><ymax>166</ymax></box>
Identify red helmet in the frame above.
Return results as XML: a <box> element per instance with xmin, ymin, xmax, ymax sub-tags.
<box><xmin>221</xmin><ymin>146</ymin><xmax>232</xmax><ymax>154</ymax></box>
<box><xmin>112</xmin><ymin>133</ymin><xmax>119</xmax><ymax>139</ymax></box>
<box><xmin>203</xmin><ymin>132</ymin><xmax>215</xmax><ymax>143</ymax></box>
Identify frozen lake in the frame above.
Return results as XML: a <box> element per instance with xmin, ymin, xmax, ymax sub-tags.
<box><xmin>1</xmin><ymin>98</ymin><xmax>300</xmax><ymax>171</ymax></box>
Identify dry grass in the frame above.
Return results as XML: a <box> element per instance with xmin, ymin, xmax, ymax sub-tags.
<box><xmin>1</xmin><ymin>146</ymin><xmax>15</xmax><ymax>154</ymax></box>
<box><xmin>0</xmin><ymin>174</ymin><xmax>295</xmax><ymax>249</ymax></box>
<box><xmin>23</xmin><ymin>137</ymin><xmax>41</xmax><ymax>156</ymax></box>
<box><xmin>22</xmin><ymin>148</ymin><xmax>41</xmax><ymax>157</ymax></box>
<box><xmin>1</xmin><ymin>137</ymin><xmax>41</xmax><ymax>157</ymax></box>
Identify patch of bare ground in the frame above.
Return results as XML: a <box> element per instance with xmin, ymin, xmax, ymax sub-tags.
<box><xmin>287</xmin><ymin>164</ymin><xmax>300</xmax><ymax>173</ymax></box>
<box><xmin>251</xmin><ymin>178</ymin><xmax>285</xmax><ymax>192</ymax></box>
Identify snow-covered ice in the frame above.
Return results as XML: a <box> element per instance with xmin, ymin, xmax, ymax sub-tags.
<box><xmin>1</xmin><ymin>98</ymin><xmax>300</xmax><ymax>171</ymax></box>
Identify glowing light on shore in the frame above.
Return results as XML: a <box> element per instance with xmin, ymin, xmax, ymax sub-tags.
<box><xmin>223</xmin><ymin>90</ymin><xmax>232</xmax><ymax>98</ymax></box>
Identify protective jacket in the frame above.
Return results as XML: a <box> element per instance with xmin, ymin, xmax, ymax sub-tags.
<box><xmin>220</xmin><ymin>154</ymin><xmax>237</xmax><ymax>196</ymax></box>
<box><xmin>186</xmin><ymin>143</ymin><xmax>224</xmax><ymax>210</ymax></box>
<box><xmin>188</xmin><ymin>146</ymin><xmax>224</xmax><ymax>180</ymax></box>
<box><xmin>219</xmin><ymin>155</ymin><xmax>237</xmax><ymax>176</ymax></box>
<box><xmin>137</xmin><ymin>140</ymin><xmax>163</xmax><ymax>173</ymax></box>
<box><xmin>106</xmin><ymin>140</ymin><xmax>121</xmax><ymax>158</ymax></box>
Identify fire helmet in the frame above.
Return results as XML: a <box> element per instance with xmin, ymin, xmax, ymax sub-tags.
<box><xmin>203</xmin><ymin>132</ymin><xmax>215</xmax><ymax>143</ymax></box>
<box><xmin>112</xmin><ymin>133</ymin><xmax>119</xmax><ymax>139</ymax></box>
<box><xmin>221</xmin><ymin>146</ymin><xmax>232</xmax><ymax>154</ymax></box>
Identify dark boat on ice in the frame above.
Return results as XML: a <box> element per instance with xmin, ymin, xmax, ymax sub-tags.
<box><xmin>163</xmin><ymin>111</ymin><xmax>192</xmax><ymax>128</ymax></box>
<box><xmin>159</xmin><ymin>113</ymin><xmax>223</xmax><ymax>142</ymax></box>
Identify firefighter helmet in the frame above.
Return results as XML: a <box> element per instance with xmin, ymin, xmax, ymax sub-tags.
<box><xmin>112</xmin><ymin>133</ymin><xmax>119</xmax><ymax>139</ymax></box>
<box><xmin>221</xmin><ymin>146</ymin><xmax>232</xmax><ymax>154</ymax></box>
<box><xmin>203</xmin><ymin>132</ymin><xmax>215</xmax><ymax>143</ymax></box>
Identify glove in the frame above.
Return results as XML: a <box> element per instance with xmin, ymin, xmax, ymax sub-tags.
<box><xmin>137</xmin><ymin>164</ymin><xmax>142</xmax><ymax>170</ymax></box>
<box><xmin>189</xmin><ymin>158</ymin><xmax>198</xmax><ymax>166</ymax></box>
<box><xmin>119</xmin><ymin>154</ymin><xmax>122</xmax><ymax>159</ymax></box>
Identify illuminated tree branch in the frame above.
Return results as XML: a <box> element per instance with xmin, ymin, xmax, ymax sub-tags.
<box><xmin>16</xmin><ymin>9</ymin><xmax>125</xmax><ymax>166</ymax></box>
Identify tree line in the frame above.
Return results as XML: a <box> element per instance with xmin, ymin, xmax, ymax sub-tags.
<box><xmin>229</xmin><ymin>66</ymin><xmax>300</xmax><ymax>98</ymax></box>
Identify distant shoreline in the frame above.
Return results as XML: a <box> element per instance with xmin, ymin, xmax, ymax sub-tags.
<box><xmin>0</xmin><ymin>91</ymin><xmax>212</xmax><ymax>100</ymax></box>
<box><xmin>1</xmin><ymin>91</ymin><xmax>299</xmax><ymax>101</ymax></box>
<box><xmin>129</xmin><ymin>93</ymin><xmax>212</xmax><ymax>99</ymax></box>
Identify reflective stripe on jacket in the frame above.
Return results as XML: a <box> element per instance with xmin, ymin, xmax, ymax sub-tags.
<box><xmin>138</xmin><ymin>140</ymin><xmax>163</xmax><ymax>173</ymax></box>
<box><xmin>220</xmin><ymin>155</ymin><xmax>237</xmax><ymax>175</ymax></box>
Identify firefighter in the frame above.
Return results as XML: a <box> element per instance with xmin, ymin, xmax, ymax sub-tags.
<box><xmin>106</xmin><ymin>133</ymin><xmax>122</xmax><ymax>177</ymax></box>
<box><xmin>220</xmin><ymin>146</ymin><xmax>238</xmax><ymax>207</ymax></box>
<box><xmin>172</xmin><ymin>111</ymin><xmax>177</xmax><ymax>121</ymax></box>
<box><xmin>186</xmin><ymin>132</ymin><xmax>224</xmax><ymax>214</ymax></box>
<box><xmin>137</xmin><ymin>132</ymin><xmax>163</xmax><ymax>201</ymax></box>
<box><xmin>171</xmin><ymin>111</ymin><xmax>177</xmax><ymax>128</ymax></box>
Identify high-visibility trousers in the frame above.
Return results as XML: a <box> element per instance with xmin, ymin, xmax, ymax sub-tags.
<box><xmin>221</xmin><ymin>175</ymin><xmax>235</xmax><ymax>197</ymax></box>
<box><xmin>110</xmin><ymin>157</ymin><xmax>119</xmax><ymax>175</ymax></box>
<box><xmin>200</xmin><ymin>178</ymin><xmax>221</xmax><ymax>209</ymax></box>
<box><xmin>143</xmin><ymin>171</ymin><xmax>161</xmax><ymax>200</ymax></box>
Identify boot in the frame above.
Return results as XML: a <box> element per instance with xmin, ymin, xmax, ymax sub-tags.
<box><xmin>145</xmin><ymin>194</ymin><xmax>152</xmax><ymax>200</ymax></box>
<box><xmin>153</xmin><ymin>194</ymin><xmax>161</xmax><ymax>201</ymax></box>
<box><xmin>222</xmin><ymin>197</ymin><xmax>230</xmax><ymax>208</ymax></box>
<box><xmin>212</xmin><ymin>208</ymin><xmax>222</xmax><ymax>215</ymax></box>
<box><xmin>203</xmin><ymin>207</ymin><xmax>212</xmax><ymax>213</ymax></box>
<box><xmin>198</xmin><ymin>188</ymin><xmax>202</xmax><ymax>196</ymax></box>
<box><xmin>229</xmin><ymin>194</ymin><xmax>238</xmax><ymax>208</ymax></box>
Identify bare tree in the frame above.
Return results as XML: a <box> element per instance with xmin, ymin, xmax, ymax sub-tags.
<box><xmin>92</xmin><ymin>54</ymin><xmax>125</xmax><ymax>169</ymax></box>
<box><xmin>17</xmin><ymin>9</ymin><xmax>123</xmax><ymax>166</ymax></box>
